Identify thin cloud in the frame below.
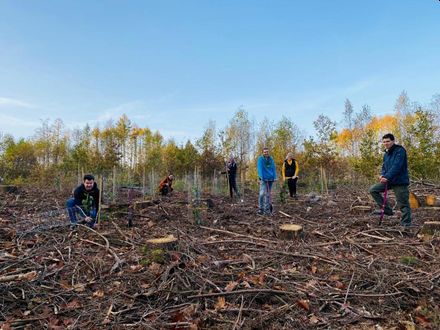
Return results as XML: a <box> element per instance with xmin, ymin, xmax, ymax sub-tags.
<box><xmin>0</xmin><ymin>97</ymin><xmax>36</xmax><ymax>109</ymax></box>
<box><xmin>0</xmin><ymin>114</ymin><xmax>39</xmax><ymax>128</ymax></box>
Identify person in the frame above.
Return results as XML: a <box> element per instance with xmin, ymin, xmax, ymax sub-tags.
<box><xmin>225</xmin><ymin>156</ymin><xmax>241</xmax><ymax>200</ymax></box>
<box><xmin>159</xmin><ymin>174</ymin><xmax>174</xmax><ymax>196</ymax></box>
<box><xmin>67</xmin><ymin>174</ymin><xmax>100</xmax><ymax>229</ymax></box>
<box><xmin>282</xmin><ymin>152</ymin><xmax>299</xmax><ymax>199</ymax></box>
<box><xmin>257</xmin><ymin>147</ymin><xmax>277</xmax><ymax>215</ymax></box>
<box><xmin>369</xmin><ymin>133</ymin><xmax>411</xmax><ymax>227</ymax></box>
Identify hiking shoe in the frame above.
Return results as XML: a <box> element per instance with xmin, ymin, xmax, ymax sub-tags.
<box><xmin>257</xmin><ymin>210</ymin><xmax>265</xmax><ymax>216</ymax></box>
<box><xmin>371</xmin><ymin>209</ymin><xmax>394</xmax><ymax>216</ymax></box>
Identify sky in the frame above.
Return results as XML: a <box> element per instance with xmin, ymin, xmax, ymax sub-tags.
<box><xmin>0</xmin><ymin>0</ymin><xmax>439</xmax><ymax>143</ymax></box>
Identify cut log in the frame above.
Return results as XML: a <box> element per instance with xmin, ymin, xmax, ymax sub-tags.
<box><xmin>147</xmin><ymin>234</ymin><xmax>178</xmax><ymax>250</ymax></box>
<box><xmin>409</xmin><ymin>192</ymin><xmax>420</xmax><ymax>209</ymax></box>
<box><xmin>420</xmin><ymin>221</ymin><xmax>440</xmax><ymax>235</ymax></box>
<box><xmin>425</xmin><ymin>195</ymin><xmax>440</xmax><ymax>207</ymax></box>
<box><xmin>134</xmin><ymin>200</ymin><xmax>155</xmax><ymax>210</ymax></box>
<box><xmin>350</xmin><ymin>205</ymin><xmax>372</xmax><ymax>213</ymax></box>
<box><xmin>279</xmin><ymin>224</ymin><xmax>303</xmax><ymax>240</ymax></box>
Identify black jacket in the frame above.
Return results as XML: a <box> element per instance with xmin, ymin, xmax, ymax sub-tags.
<box><xmin>74</xmin><ymin>182</ymin><xmax>100</xmax><ymax>211</ymax></box>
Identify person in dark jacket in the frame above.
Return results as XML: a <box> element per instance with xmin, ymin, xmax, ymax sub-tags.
<box><xmin>225</xmin><ymin>156</ymin><xmax>241</xmax><ymax>199</ymax></box>
<box><xmin>369</xmin><ymin>133</ymin><xmax>411</xmax><ymax>226</ymax></box>
<box><xmin>159</xmin><ymin>174</ymin><xmax>174</xmax><ymax>196</ymax></box>
<box><xmin>67</xmin><ymin>174</ymin><xmax>100</xmax><ymax>228</ymax></box>
<box><xmin>282</xmin><ymin>152</ymin><xmax>299</xmax><ymax>199</ymax></box>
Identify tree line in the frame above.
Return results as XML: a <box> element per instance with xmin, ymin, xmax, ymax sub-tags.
<box><xmin>1</xmin><ymin>91</ymin><xmax>439</xmax><ymax>190</ymax></box>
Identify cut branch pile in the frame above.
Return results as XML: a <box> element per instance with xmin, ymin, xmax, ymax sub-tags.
<box><xmin>1</xmin><ymin>184</ymin><xmax>439</xmax><ymax>329</ymax></box>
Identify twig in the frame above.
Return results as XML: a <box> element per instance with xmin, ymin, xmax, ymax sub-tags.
<box><xmin>199</xmin><ymin>225</ymin><xmax>276</xmax><ymax>244</ymax></box>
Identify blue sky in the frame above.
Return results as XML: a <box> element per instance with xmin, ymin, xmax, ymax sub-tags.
<box><xmin>0</xmin><ymin>0</ymin><xmax>439</xmax><ymax>143</ymax></box>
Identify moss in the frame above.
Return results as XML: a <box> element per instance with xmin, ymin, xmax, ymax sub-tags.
<box><xmin>399</xmin><ymin>255</ymin><xmax>418</xmax><ymax>265</ymax></box>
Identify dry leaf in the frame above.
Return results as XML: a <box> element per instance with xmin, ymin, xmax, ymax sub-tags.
<box><xmin>73</xmin><ymin>283</ymin><xmax>86</xmax><ymax>292</ymax></box>
<box><xmin>329</xmin><ymin>274</ymin><xmax>340</xmax><ymax>281</ymax></box>
<box><xmin>399</xmin><ymin>321</ymin><xmax>416</xmax><ymax>330</ymax></box>
<box><xmin>93</xmin><ymin>290</ymin><xmax>105</xmax><ymax>298</ymax></box>
<box><xmin>214</xmin><ymin>297</ymin><xmax>226</xmax><ymax>310</ymax></box>
<box><xmin>311</xmin><ymin>265</ymin><xmax>318</xmax><ymax>274</ymax></box>
<box><xmin>1</xmin><ymin>322</ymin><xmax>12</xmax><ymax>330</ymax></box>
<box><xmin>225</xmin><ymin>281</ymin><xmax>239</xmax><ymax>292</ymax></box>
<box><xmin>309</xmin><ymin>315</ymin><xmax>319</xmax><ymax>324</ymax></box>
<box><xmin>415</xmin><ymin>315</ymin><xmax>431</xmax><ymax>327</ymax></box>
<box><xmin>297</xmin><ymin>299</ymin><xmax>310</xmax><ymax>311</ymax></box>
<box><xmin>66</xmin><ymin>300</ymin><xmax>82</xmax><ymax>309</ymax></box>
<box><xmin>129</xmin><ymin>265</ymin><xmax>143</xmax><ymax>272</ymax></box>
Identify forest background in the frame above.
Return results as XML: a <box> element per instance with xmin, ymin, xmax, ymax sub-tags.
<box><xmin>1</xmin><ymin>90</ymin><xmax>439</xmax><ymax>198</ymax></box>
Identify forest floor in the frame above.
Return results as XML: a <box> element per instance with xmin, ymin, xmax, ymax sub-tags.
<box><xmin>0</xmin><ymin>184</ymin><xmax>439</xmax><ymax>330</ymax></box>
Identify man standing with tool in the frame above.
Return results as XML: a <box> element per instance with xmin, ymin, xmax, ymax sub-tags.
<box><xmin>282</xmin><ymin>152</ymin><xmax>299</xmax><ymax>199</ymax></box>
<box><xmin>67</xmin><ymin>174</ymin><xmax>100</xmax><ymax>229</ymax></box>
<box><xmin>257</xmin><ymin>147</ymin><xmax>277</xmax><ymax>216</ymax></box>
<box><xmin>369</xmin><ymin>133</ymin><xmax>411</xmax><ymax>227</ymax></box>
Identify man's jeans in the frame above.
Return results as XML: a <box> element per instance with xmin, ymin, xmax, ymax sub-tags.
<box><xmin>369</xmin><ymin>183</ymin><xmax>411</xmax><ymax>226</ymax></box>
<box><xmin>66</xmin><ymin>198</ymin><xmax>97</xmax><ymax>227</ymax></box>
<box><xmin>259</xmin><ymin>180</ymin><xmax>273</xmax><ymax>214</ymax></box>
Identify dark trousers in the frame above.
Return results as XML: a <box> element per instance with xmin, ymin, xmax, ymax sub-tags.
<box><xmin>66</xmin><ymin>198</ymin><xmax>96</xmax><ymax>227</ymax></box>
<box><xmin>369</xmin><ymin>183</ymin><xmax>411</xmax><ymax>226</ymax></box>
<box><xmin>160</xmin><ymin>186</ymin><xmax>169</xmax><ymax>196</ymax></box>
<box><xmin>287</xmin><ymin>177</ymin><xmax>298</xmax><ymax>197</ymax></box>
<box><xmin>228</xmin><ymin>176</ymin><xmax>240</xmax><ymax>198</ymax></box>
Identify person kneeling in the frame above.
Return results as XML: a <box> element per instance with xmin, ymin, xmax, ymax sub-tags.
<box><xmin>159</xmin><ymin>174</ymin><xmax>174</xmax><ymax>196</ymax></box>
<box><xmin>66</xmin><ymin>174</ymin><xmax>100</xmax><ymax>229</ymax></box>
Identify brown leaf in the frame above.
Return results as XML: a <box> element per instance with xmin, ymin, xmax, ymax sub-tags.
<box><xmin>0</xmin><ymin>322</ymin><xmax>12</xmax><ymax>330</ymax></box>
<box><xmin>66</xmin><ymin>300</ymin><xmax>82</xmax><ymax>309</ymax></box>
<box><xmin>309</xmin><ymin>315</ymin><xmax>319</xmax><ymax>324</ymax></box>
<box><xmin>329</xmin><ymin>274</ymin><xmax>340</xmax><ymax>281</ymax></box>
<box><xmin>129</xmin><ymin>265</ymin><xmax>143</xmax><ymax>272</ymax></box>
<box><xmin>415</xmin><ymin>315</ymin><xmax>431</xmax><ymax>327</ymax></box>
<box><xmin>225</xmin><ymin>281</ymin><xmax>239</xmax><ymax>292</ymax></box>
<box><xmin>73</xmin><ymin>283</ymin><xmax>86</xmax><ymax>292</ymax></box>
<box><xmin>214</xmin><ymin>297</ymin><xmax>226</xmax><ymax>310</ymax></box>
<box><xmin>334</xmin><ymin>281</ymin><xmax>346</xmax><ymax>289</ymax></box>
<box><xmin>297</xmin><ymin>299</ymin><xmax>310</xmax><ymax>311</ymax></box>
<box><xmin>311</xmin><ymin>265</ymin><xmax>318</xmax><ymax>274</ymax></box>
<box><xmin>92</xmin><ymin>290</ymin><xmax>105</xmax><ymax>298</ymax></box>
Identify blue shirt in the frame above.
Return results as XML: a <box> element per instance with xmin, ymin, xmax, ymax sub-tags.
<box><xmin>257</xmin><ymin>155</ymin><xmax>277</xmax><ymax>181</ymax></box>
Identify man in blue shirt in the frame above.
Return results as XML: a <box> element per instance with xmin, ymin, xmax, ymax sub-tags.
<box><xmin>257</xmin><ymin>147</ymin><xmax>277</xmax><ymax>215</ymax></box>
<box><xmin>369</xmin><ymin>133</ymin><xmax>411</xmax><ymax>227</ymax></box>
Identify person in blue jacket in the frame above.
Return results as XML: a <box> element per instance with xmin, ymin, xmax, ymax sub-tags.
<box><xmin>257</xmin><ymin>147</ymin><xmax>277</xmax><ymax>215</ymax></box>
<box><xmin>369</xmin><ymin>133</ymin><xmax>411</xmax><ymax>226</ymax></box>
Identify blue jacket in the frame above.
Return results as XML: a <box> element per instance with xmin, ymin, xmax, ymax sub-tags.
<box><xmin>381</xmin><ymin>144</ymin><xmax>409</xmax><ymax>186</ymax></box>
<box><xmin>257</xmin><ymin>155</ymin><xmax>277</xmax><ymax>181</ymax></box>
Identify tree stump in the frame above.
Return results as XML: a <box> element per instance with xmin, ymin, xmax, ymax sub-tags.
<box><xmin>147</xmin><ymin>234</ymin><xmax>178</xmax><ymax>250</ymax></box>
<box><xmin>420</xmin><ymin>221</ymin><xmax>440</xmax><ymax>235</ymax></box>
<box><xmin>409</xmin><ymin>192</ymin><xmax>420</xmax><ymax>209</ymax></box>
<box><xmin>279</xmin><ymin>224</ymin><xmax>303</xmax><ymax>240</ymax></box>
<box><xmin>134</xmin><ymin>200</ymin><xmax>155</xmax><ymax>210</ymax></box>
